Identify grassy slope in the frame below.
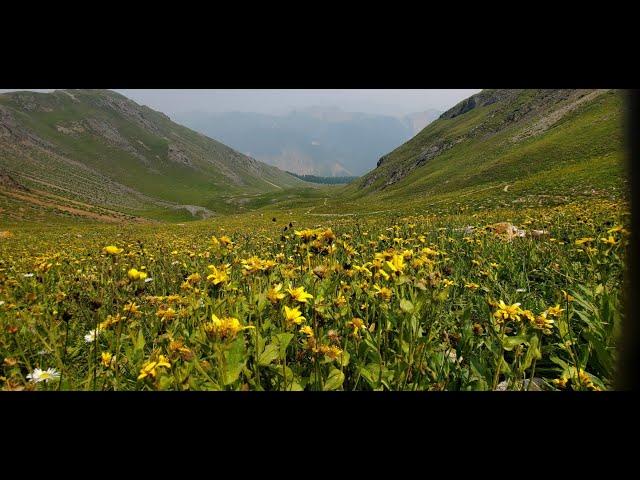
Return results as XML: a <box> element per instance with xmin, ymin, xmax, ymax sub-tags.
<box><xmin>0</xmin><ymin>90</ymin><xmax>306</xmax><ymax>222</ymax></box>
<box><xmin>328</xmin><ymin>90</ymin><xmax>626</xmax><ymax>214</ymax></box>
<box><xmin>1</xmin><ymin>90</ymin><xmax>627</xmax><ymax>225</ymax></box>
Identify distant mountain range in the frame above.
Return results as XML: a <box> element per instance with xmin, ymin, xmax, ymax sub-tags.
<box><xmin>172</xmin><ymin>107</ymin><xmax>441</xmax><ymax>177</ymax></box>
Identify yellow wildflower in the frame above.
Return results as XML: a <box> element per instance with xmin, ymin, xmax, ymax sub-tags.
<box><xmin>546</xmin><ymin>304</ymin><xmax>565</xmax><ymax>317</ymax></box>
<box><xmin>185</xmin><ymin>273</ymin><xmax>201</xmax><ymax>284</ymax></box>
<box><xmin>294</xmin><ymin>229</ymin><xmax>317</xmax><ymax>242</ymax></box>
<box><xmin>127</xmin><ymin>268</ymin><xmax>148</xmax><ymax>281</ymax></box>
<box><xmin>204</xmin><ymin>314</ymin><xmax>254</xmax><ymax>341</ymax></box>
<box><xmin>325</xmin><ymin>345</ymin><xmax>343</xmax><ymax>360</ymax></box>
<box><xmin>531</xmin><ymin>311</ymin><xmax>554</xmax><ymax>334</ymax></box>
<box><xmin>123</xmin><ymin>302</ymin><xmax>141</xmax><ymax>317</ymax></box>
<box><xmin>284</xmin><ymin>306</ymin><xmax>305</xmax><ymax>326</ymax></box>
<box><xmin>493</xmin><ymin>300</ymin><xmax>523</xmax><ymax>323</ymax></box>
<box><xmin>553</xmin><ymin>377</ymin><xmax>568</xmax><ymax>389</ymax></box>
<box><xmin>220</xmin><ymin>235</ymin><xmax>233</xmax><ymax>247</ymax></box>
<box><xmin>299</xmin><ymin>325</ymin><xmax>314</xmax><ymax>337</ymax></box>
<box><xmin>206</xmin><ymin>265</ymin><xmax>229</xmax><ymax>285</ymax></box>
<box><xmin>373</xmin><ymin>284</ymin><xmax>392</xmax><ymax>302</ymax></box>
<box><xmin>137</xmin><ymin>355</ymin><xmax>171</xmax><ymax>380</ymax></box>
<box><xmin>575</xmin><ymin>237</ymin><xmax>595</xmax><ymax>246</ymax></box>
<box><xmin>347</xmin><ymin>317</ymin><xmax>366</xmax><ymax>336</ymax></box>
<box><xmin>103</xmin><ymin>245</ymin><xmax>123</xmax><ymax>255</ymax></box>
<box><xmin>577</xmin><ymin>369</ymin><xmax>599</xmax><ymax>391</ymax></box>
<box><xmin>101</xmin><ymin>352</ymin><xmax>114</xmax><ymax>368</ymax></box>
<box><xmin>520</xmin><ymin>309</ymin><xmax>535</xmax><ymax>323</ymax></box>
<box><xmin>267</xmin><ymin>283</ymin><xmax>286</xmax><ymax>304</ymax></box>
<box><xmin>600</xmin><ymin>236</ymin><xmax>617</xmax><ymax>246</ymax></box>
<box><xmin>241</xmin><ymin>256</ymin><xmax>276</xmax><ymax>275</ymax></box>
<box><xmin>156</xmin><ymin>307</ymin><xmax>177</xmax><ymax>322</ymax></box>
<box><xmin>385</xmin><ymin>254</ymin><xmax>405</xmax><ymax>277</ymax></box>
<box><xmin>287</xmin><ymin>285</ymin><xmax>313</xmax><ymax>303</ymax></box>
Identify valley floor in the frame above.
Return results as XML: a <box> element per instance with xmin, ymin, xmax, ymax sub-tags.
<box><xmin>0</xmin><ymin>190</ymin><xmax>630</xmax><ymax>391</ymax></box>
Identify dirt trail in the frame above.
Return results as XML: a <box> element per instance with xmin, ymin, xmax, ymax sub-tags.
<box><xmin>305</xmin><ymin>197</ymin><xmax>390</xmax><ymax>216</ymax></box>
<box><xmin>306</xmin><ymin>210</ymin><xmax>390</xmax><ymax>217</ymax></box>
<box><xmin>61</xmin><ymin>90</ymin><xmax>79</xmax><ymax>102</ymax></box>
<box><xmin>305</xmin><ymin>197</ymin><xmax>327</xmax><ymax>214</ymax></box>
<box><xmin>426</xmin><ymin>183</ymin><xmax>510</xmax><ymax>206</ymax></box>
<box><xmin>263</xmin><ymin>179</ymin><xmax>283</xmax><ymax>190</ymax></box>
<box><xmin>0</xmin><ymin>187</ymin><xmax>147</xmax><ymax>223</ymax></box>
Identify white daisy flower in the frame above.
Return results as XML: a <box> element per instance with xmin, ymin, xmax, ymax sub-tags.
<box><xmin>516</xmin><ymin>288</ymin><xmax>526</xmax><ymax>293</ymax></box>
<box><xmin>23</xmin><ymin>273</ymin><xmax>35</xmax><ymax>278</ymax></box>
<box><xmin>84</xmin><ymin>327</ymin><xmax>103</xmax><ymax>343</ymax></box>
<box><xmin>0</xmin><ymin>300</ymin><xmax>5</xmax><ymax>306</ymax></box>
<box><xmin>27</xmin><ymin>367</ymin><xmax>61</xmax><ymax>383</ymax></box>
<box><xmin>144</xmin><ymin>277</ymin><xmax>153</xmax><ymax>283</ymax></box>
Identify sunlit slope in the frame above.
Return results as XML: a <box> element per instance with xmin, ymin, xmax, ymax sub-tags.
<box><xmin>335</xmin><ymin>90</ymin><xmax>626</xmax><ymax>213</ymax></box>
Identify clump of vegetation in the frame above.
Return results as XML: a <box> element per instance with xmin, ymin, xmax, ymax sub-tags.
<box><xmin>286</xmin><ymin>172</ymin><xmax>359</xmax><ymax>185</ymax></box>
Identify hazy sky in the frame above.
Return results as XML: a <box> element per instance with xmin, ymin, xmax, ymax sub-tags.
<box><xmin>0</xmin><ymin>89</ymin><xmax>481</xmax><ymax>117</ymax></box>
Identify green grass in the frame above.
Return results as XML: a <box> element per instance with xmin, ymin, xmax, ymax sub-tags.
<box><xmin>333</xmin><ymin>90</ymin><xmax>625</xmax><ymax>213</ymax></box>
<box><xmin>0</xmin><ymin>89</ymin><xmax>630</xmax><ymax>391</ymax></box>
<box><xmin>0</xmin><ymin>196</ymin><xmax>629</xmax><ymax>391</ymax></box>
<box><xmin>0</xmin><ymin>90</ymin><xmax>307</xmax><ymax>221</ymax></box>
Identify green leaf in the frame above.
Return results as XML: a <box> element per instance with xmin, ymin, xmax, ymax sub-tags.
<box><xmin>223</xmin><ymin>339</ymin><xmax>246</xmax><ymax>385</ymax></box>
<box><xmin>358</xmin><ymin>364</ymin><xmax>378</xmax><ymax>388</ymax></box>
<box><xmin>521</xmin><ymin>335</ymin><xmax>541</xmax><ymax>371</ymax></box>
<box><xmin>254</xmin><ymin>332</ymin><xmax>266</xmax><ymax>355</ymax></box>
<box><xmin>257</xmin><ymin>343</ymin><xmax>279</xmax><ymax>366</ymax></box>
<box><xmin>134</xmin><ymin>329</ymin><xmax>145</xmax><ymax>353</ymax></box>
<box><xmin>289</xmin><ymin>380</ymin><xmax>304</xmax><ymax>391</ymax></box>
<box><xmin>502</xmin><ymin>335</ymin><xmax>528</xmax><ymax>351</ymax></box>
<box><xmin>400</xmin><ymin>298</ymin><xmax>414</xmax><ymax>313</ymax></box>
<box><xmin>549</xmin><ymin>355</ymin><xmax>569</xmax><ymax>370</ymax></box>
<box><xmin>275</xmin><ymin>333</ymin><xmax>294</xmax><ymax>359</ymax></box>
<box><xmin>339</xmin><ymin>350</ymin><xmax>350</xmax><ymax>367</ymax></box>
<box><xmin>363</xmin><ymin>333</ymin><xmax>381</xmax><ymax>362</ymax></box>
<box><xmin>436</xmin><ymin>289</ymin><xmax>449</xmax><ymax>302</ymax></box>
<box><xmin>499</xmin><ymin>356</ymin><xmax>512</xmax><ymax>374</ymax></box>
<box><xmin>223</xmin><ymin>361</ymin><xmax>244</xmax><ymax>385</ymax></box>
<box><xmin>323</xmin><ymin>368</ymin><xmax>345</xmax><ymax>391</ymax></box>
<box><xmin>158</xmin><ymin>374</ymin><xmax>173</xmax><ymax>390</ymax></box>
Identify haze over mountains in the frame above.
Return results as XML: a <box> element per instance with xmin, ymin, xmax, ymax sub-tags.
<box><xmin>173</xmin><ymin>107</ymin><xmax>441</xmax><ymax>177</ymax></box>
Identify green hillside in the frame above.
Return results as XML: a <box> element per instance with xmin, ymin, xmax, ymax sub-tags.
<box><xmin>330</xmin><ymin>89</ymin><xmax>626</xmax><ymax>214</ymax></box>
<box><xmin>1</xmin><ymin>89</ymin><xmax>628</xmax><ymax>224</ymax></box>
<box><xmin>0</xmin><ymin>89</ymin><xmax>306</xmax><ymax>222</ymax></box>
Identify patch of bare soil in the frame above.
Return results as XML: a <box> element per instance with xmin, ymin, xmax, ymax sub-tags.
<box><xmin>0</xmin><ymin>187</ymin><xmax>148</xmax><ymax>223</ymax></box>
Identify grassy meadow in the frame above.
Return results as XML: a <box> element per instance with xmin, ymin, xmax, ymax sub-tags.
<box><xmin>0</xmin><ymin>193</ymin><xmax>629</xmax><ymax>391</ymax></box>
<box><xmin>0</xmin><ymin>89</ymin><xmax>631</xmax><ymax>391</ymax></box>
